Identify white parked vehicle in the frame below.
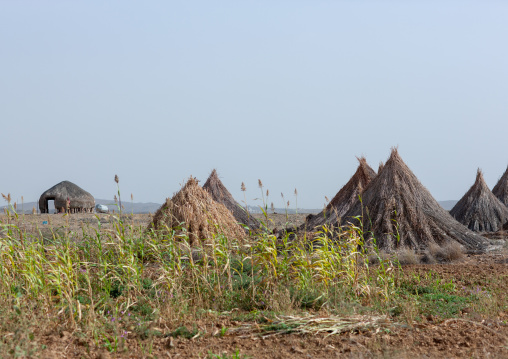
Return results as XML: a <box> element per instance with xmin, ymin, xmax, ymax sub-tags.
<box><xmin>95</xmin><ymin>204</ymin><xmax>109</xmax><ymax>213</ymax></box>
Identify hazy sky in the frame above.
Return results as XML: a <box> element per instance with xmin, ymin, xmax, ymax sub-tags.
<box><xmin>1</xmin><ymin>1</ymin><xmax>507</xmax><ymax>209</ymax></box>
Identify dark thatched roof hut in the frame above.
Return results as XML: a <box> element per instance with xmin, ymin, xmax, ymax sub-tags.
<box><xmin>148</xmin><ymin>177</ymin><xmax>246</xmax><ymax>246</ymax></box>
<box><xmin>492</xmin><ymin>166</ymin><xmax>508</xmax><ymax>207</ymax></box>
<box><xmin>203</xmin><ymin>169</ymin><xmax>260</xmax><ymax>230</ymax></box>
<box><xmin>39</xmin><ymin>181</ymin><xmax>95</xmax><ymax>214</ymax></box>
<box><xmin>450</xmin><ymin>170</ymin><xmax>508</xmax><ymax>232</ymax></box>
<box><xmin>338</xmin><ymin>149</ymin><xmax>488</xmax><ymax>252</ymax></box>
<box><xmin>303</xmin><ymin>157</ymin><xmax>376</xmax><ymax>231</ymax></box>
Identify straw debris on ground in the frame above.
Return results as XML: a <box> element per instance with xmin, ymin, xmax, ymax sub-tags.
<box><xmin>229</xmin><ymin>314</ymin><xmax>392</xmax><ymax>338</ymax></box>
<box><xmin>339</xmin><ymin>148</ymin><xmax>488</xmax><ymax>252</ymax></box>
<box><xmin>450</xmin><ymin>169</ymin><xmax>508</xmax><ymax>232</ymax></box>
<box><xmin>148</xmin><ymin>176</ymin><xmax>246</xmax><ymax>245</ymax></box>
<box><xmin>203</xmin><ymin>169</ymin><xmax>260</xmax><ymax>230</ymax></box>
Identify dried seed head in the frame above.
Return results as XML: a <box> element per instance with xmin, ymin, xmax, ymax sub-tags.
<box><xmin>1</xmin><ymin>193</ymin><xmax>7</xmax><ymax>201</ymax></box>
<box><xmin>325</xmin><ymin>196</ymin><xmax>330</xmax><ymax>202</ymax></box>
<box><xmin>271</xmin><ymin>202</ymin><xmax>275</xmax><ymax>212</ymax></box>
<box><xmin>114</xmin><ymin>174</ymin><xmax>119</xmax><ymax>184</ymax></box>
<box><xmin>21</xmin><ymin>196</ymin><xmax>24</xmax><ymax>202</ymax></box>
<box><xmin>287</xmin><ymin>201</ymin><xmax>290</xmax><ymax>207</ymax></box>
<box><xmin>281</xmin><ymin>192</ymin><xmax>284</xmax><ymax>199</ymax></box>
<box><xmin>131</xmin><ymin>193</ymin><xmax>134</xmax><ymax>201</ymax></box>
<box><xmin>13</xmin><ymin>202</ymin><xmax>17</xmax><ymax>210</ymax></box>
<box><xmin>241</xmin><ymin>182</ymin><xmax>246</xmax><ymax>192</ymax></box>
<box><xmin>294</xmin><ymin>188</ymin><xmax>298</xmax><ymax>196</ymax></box>
<box><xmin>266</xmin><ymin>189</ymin><xmax>269</xmax><ymax>197</ymax></box>
<box><xmin>258</xmin><ymin>179</ymin><xmax>263</xmax><ymax>188</ymax></box>
<box><xmin>114</xmin><ymin>195</ymin><xmax>118</xmax><ymax>203</ymax></box>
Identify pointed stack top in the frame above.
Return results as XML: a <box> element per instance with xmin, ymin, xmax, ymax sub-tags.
<box><xmin>492</xmin><ymin>165</ymin><xmax>508</xmax><ymax>207</ymax></box>
<box><xmin>203</xmin><ymin>169</ymin><xmax>260</xmax><ymax>230</ymax></box>
<box><xmin>450</xmin><ymin>169</ymin><xmax>508</xmax><ymax>232</ymax></box>
<box><xmin>303</xmin><ymin>157</ymin><xmax>376</xmax><ymax>230</ymax></box>
<box><xmin>340</xmin><ymin>148</ymin><xmax>487</xmax><ymax>251</ymax></box>
<box><xmin>148</xmin><ymin>176</ymin><xmax>246</xmax><ymax>245</ymax></box>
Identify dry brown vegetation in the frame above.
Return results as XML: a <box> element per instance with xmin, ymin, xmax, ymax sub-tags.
<box><xmin>0</xmin><ymin>208</ymin><xmax>508</xmax><ymax>358</ymax></box>
<box><xmin>302</xmin><ymin>157</ymin><xmax>376</xmax><ymax>231</ymax></box>
<box><xmin>337</xmin><ymin>149</ymin><xmax>488</xmax><ymax>253</ymax></box>
<box><xmin>2</xmin><ymin>150</ymin><xmax>508</xmax><ymax>358</ymax></box>
<box><xmin>493</xmin><ymin>165</ymin><xmax>508</xmax><ymax>207</ymax></box>
<box><xmin>1</xmin><ymin>212</ymin><xmax>508</xmax><ymax>358</ymax></box>
<box><xmin>203</xmin><ymin>169</ymin><xmax>260</xmax><ymax>230</ymax></box>
<box><xmin>450</xmin><ymin>169</ymin><xmax>508</xmax><ymax>232</ymax></box>
<box><xmin>148</xmin><ymin>176</ymin><xmax>246</xmax><ymax>245</ymax></box>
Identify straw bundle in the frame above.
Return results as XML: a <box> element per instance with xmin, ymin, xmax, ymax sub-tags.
<box><xmin>303</xmin><ymin>157</ymin><xmax>376</xmax><ymax>230</ymax></box>
<box><xmin>340</xmin><ymin>149</ymin><xmax>488</xmax><ymax>252</ymax></box>
<box><xmin>450</xmin><ymin>169</ymin><xmax>508</xmax><ymax>232</ymax></box>
<box><xmin>203</xmin><ymin>169</ymin><xmax>260</xmax><ymax>230</ymax></box>
<box><xmin>148</xmin><ymin>177</ymin><xmax>246</xmax><ymax>245</ymax></box>
<box><xmin>492</xmin><ymin>165</ymin><xmax>508</xmax><ymax>207</ymax></box>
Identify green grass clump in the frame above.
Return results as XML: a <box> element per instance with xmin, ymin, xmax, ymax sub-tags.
<box><xmin>170</xmin><ymin>325</ymin><xmax>199</xmax><ymax>339</ymax></box>
<box><xmin>208</xmin><ymin>349</ymin><xmax>249</xmax><ymax>359</ymax></box>
<box><xmin>2</xmin><ymin>203</ymin><xmax>506</xmax><ymax>356</ymax></box>
<box><xmin>393</xmin><ymin>271</ymin><xmax>485</xmax><ymax>321</ymax></box>
<box><xmin>0</xmin><ymin>201</ymin><xmax>402</xmax><ymax>353</ymax></box>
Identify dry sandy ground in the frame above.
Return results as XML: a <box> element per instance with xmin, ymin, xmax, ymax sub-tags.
<box><xmin>2</xmin><ymin>213</ymin><xmax>508</xmax><ymax>358</ymax></box>
<box><xmin>1</xmin><ymin>213</ymin><xmax>305</xmax><ymax>237</ymax></box>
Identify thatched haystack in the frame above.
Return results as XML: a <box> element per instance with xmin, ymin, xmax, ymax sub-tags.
<box><xmin>303</xmin><ymin>157</ymin><xmax>376</xmax><ymax>230</ymax></box>
<box><xmin>39</xmin><ymin>181</ymin><xmax>95</xmax><ymax>213</ymax></box>
<box><xmin>492</xmin><ymin>165</ymin><xmax>508</xmax><ymax>207</ymax></box>
<box><xmin>148</xmin><ymin>177</ymin><xmax>246</xmax><ymax>245</ymax></box>
<box><xmin>450</xmin><ymin>170</ymin><xmax>508</xmax><ymax>232</ymax></box>
<box><xmin>203</xmin><ymin>169</ymin><xmax>260</xmax><ymax>230</ymax></box>
<box><xmin>339</xmin><ymin>149</ymin><xmax>488</xmax><ymax>252</ymax></box>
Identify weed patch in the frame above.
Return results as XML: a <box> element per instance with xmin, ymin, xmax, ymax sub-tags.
<box><xmin>170</xmin><ymin>325</ymin><xmax>199</xmax><ymax>339</ymax></box>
